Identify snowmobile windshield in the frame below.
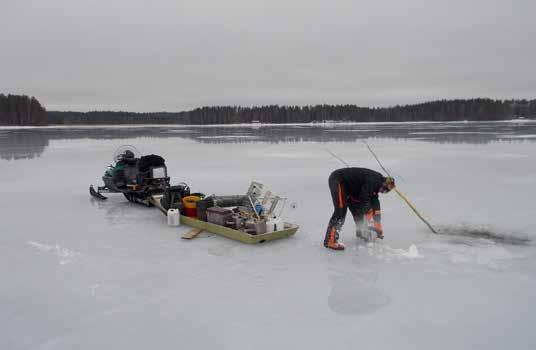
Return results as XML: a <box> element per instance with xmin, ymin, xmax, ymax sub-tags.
<box><xmin>113</xmin><ymin>145</ymin><xmax>141</xmax><ymax>163</ymax></box>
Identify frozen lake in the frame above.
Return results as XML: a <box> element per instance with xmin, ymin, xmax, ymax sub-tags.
<box><xmin>1</xmin><ymin>121</ymin><xmax>536</xmax><ymax>349</ymax></box>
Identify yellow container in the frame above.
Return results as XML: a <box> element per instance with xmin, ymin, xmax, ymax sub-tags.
<box><xmin>183</xmin><ymin>195</ymin><xmax>201</xmax><ymax>208</ymax></box>
<box><xmin>182</xmin><ymin>195</ymin><xmax>202</xmax><ymax>217</ymax></box>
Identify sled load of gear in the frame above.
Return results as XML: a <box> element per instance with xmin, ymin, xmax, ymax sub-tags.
<box><xmin>90</xmin><ymin>146</ymin><xmax>298</xmax><ymax>244</ymax></box>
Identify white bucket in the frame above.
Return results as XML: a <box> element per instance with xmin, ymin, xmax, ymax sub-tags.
<box><xmin>272</xmin><ymin>217</ymin><xmax>283</xmax><ymax>232</ymax></box>
<box><xmin>167</xmin><ymin>209</ymin><xmax>180</xmax><ymax>226</ymax></box>
<box><xmin>265</xmin><ymin>218</ymin><xmax>275</xmax><ymax>233</ymax></box>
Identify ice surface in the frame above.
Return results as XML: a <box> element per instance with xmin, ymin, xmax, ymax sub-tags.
<box><xmin>27</xmin><ymin>241</ymin><xmax>81</xmax><ymax>265</ymax></box>
<box><xmin>1</xmin><ymin>122</ymin><xmax>536</xmax><ymax>349</ymax></box>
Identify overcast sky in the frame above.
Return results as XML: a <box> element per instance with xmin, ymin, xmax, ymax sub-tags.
<box><xmin>2</xmin><ymin>0</ymin><xmax>535</xmax><ymax>112</ymax></box>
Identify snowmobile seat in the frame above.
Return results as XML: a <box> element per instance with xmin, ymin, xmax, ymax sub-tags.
<box><xmin>138</xmin><ymin>155</ymin><xmax>166</xmax><ymax>172</ymax></box>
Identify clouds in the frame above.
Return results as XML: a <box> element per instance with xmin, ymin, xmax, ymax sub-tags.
<box><xmin>1</xmin><ymin>0</ymin><xmax>535</xmax><ymax>111</ymax></box>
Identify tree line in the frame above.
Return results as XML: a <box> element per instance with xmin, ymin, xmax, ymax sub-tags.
<box><xmin>2</xmin><ymin>95</ymin><xmax>535</xmax><ymax>126</ymax></box>
<box><xmin>0</xmin><ymin>94</ymin><xmax>47</xmax><ymax>125</ymax></box>
<box><xmin>47</xmin><ymin>98</ymin><xmax>536</xmax><ymax>125</ymax></box>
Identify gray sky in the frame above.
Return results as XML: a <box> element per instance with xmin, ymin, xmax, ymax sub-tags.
<box><xmin>2</xmin><ymin>0</ymin><xmax>535</xmax><ymax>112</ymax></box>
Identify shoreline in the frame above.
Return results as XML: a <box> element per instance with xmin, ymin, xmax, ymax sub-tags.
<box><xmin>1</xmin><ymin>119</ymin><xmax>534</xmax><ymax>130</ymax></box>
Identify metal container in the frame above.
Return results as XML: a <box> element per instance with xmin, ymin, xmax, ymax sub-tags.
<box><xmin>197</xmin><ymin>195</ymin><xmax>248</xmax><ymax>221</ymax></box>
<box><xmin>206</xmin><ymin>207</ymin><xmax>233</xmax><ymax>227</ymax></box>
<box><xmin>196</xmin><ymin>198</ymin><xmax>214</xmax><ymax>221</ymax></box>
<box><xmin>232</xmin><ymin>214</ymin><xmax>246</xmax><ymax>230</ymax></box>
<box><xmin>254</xmin><ymin>221</ymin><xmax>267</xmax><ymax>234</ymax></box>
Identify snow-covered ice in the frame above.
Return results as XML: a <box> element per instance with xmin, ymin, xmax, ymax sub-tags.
<box><xmin>1</xmin><ymin>121</ymin><xmax>536</xmax><ymax>349</ymax></box>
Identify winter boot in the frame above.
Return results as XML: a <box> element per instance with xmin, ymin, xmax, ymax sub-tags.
<box><xmin>324</xmin><ymin>225</ymin><xmax>345</xmax><ymax>250</ymax></box>
<box><xmin>324</xmin><ymin>241</ymin><xmax>345</xmax><ymax>250</ymax></box>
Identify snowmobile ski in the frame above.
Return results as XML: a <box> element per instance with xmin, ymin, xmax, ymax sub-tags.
<box><xmin>89</xmin><ymin>185</ymin><xmax>108</xmax><ymax>200</ymax></box>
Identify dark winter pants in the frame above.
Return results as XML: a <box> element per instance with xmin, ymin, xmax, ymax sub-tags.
<box><xmin>324</xmin><ymin>173</ymin><xmax>366</xmax><ymax>246</ymax></box>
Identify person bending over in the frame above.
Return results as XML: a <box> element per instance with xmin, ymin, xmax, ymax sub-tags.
<box><xmin>324</xmin><ymin>167</ymin><xmax>395</xmax><ymax>251</ymax></box>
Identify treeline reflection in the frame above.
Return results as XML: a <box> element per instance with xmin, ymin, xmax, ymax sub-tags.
<box><xmin>1</xmin><ymin>122</ymin><xmax>535</xmax><ymax>160</ymax></box>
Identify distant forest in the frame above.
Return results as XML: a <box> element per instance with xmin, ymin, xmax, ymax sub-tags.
<box><xmin>0</xmin><ymin>94</ymin><xmax>47</xmax><ymax>126</ymax></box>
<box><xmin>1</xmin><ymin>94</ymin><xmax>535</xmax><ymax>126</ymax></box>
<box><xmin>47</xmin><ymin>99</ymin><xmax>536</xmax><ymax>125</ymax></box>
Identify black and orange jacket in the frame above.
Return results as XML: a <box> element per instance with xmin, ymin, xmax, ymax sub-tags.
<box><xmin>331</xmin><ymin>167</ymin><xmax>385</xmax><ymax>213</ymax></box>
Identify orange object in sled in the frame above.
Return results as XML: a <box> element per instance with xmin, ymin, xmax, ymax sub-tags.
<box><xmin>182</xmin><ymin>195</ymin><xmax>201</xmax><ymax>218</ymax></box>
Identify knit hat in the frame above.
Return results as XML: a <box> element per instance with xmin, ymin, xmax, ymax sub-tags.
<box><xmin>384</xmin><ymin>177</ymin><xmax>395</xmax><ymax>190</ymax></box>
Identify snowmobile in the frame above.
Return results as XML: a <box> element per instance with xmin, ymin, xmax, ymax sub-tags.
<box><xmin>89</xmin><ymin>146</ymin><xmax>171</xmax><ymax>206</ymax></box>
